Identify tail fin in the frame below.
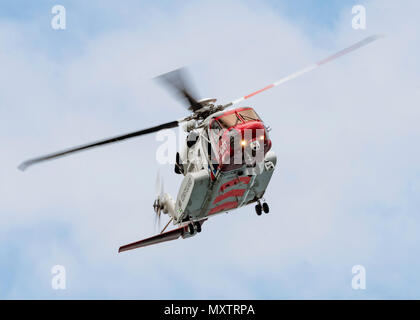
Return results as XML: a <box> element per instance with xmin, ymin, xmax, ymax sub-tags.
<box><xmin>118</xmin><ymin>219</ymin><xmax>207</xmax><ymax>252</ymax></box>
<box><xmin>118</xmin><ymin>225</ymin><xmax>186</xmax><ymax>253</ymax></box>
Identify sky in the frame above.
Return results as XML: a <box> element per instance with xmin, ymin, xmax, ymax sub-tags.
<box><xmin>0</xmin><ymin>0</ymin><xmax>420</xmax><ymax>299</ymax></box>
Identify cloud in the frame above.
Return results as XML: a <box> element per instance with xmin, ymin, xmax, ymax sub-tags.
<box><xmin>0</xmin><ymin>0</ymin><xmax>419</xmax><ymax>298</ymax></box>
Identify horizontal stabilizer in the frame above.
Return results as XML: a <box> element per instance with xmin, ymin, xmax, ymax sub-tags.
<box><xmin>118</xmin><ymin>225</ymin><xmax>185</xmax><ymax>253</ymax></box>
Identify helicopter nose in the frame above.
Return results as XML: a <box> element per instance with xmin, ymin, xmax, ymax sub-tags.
<box><xmin>249</xmin><ymin>140</ymin><xmax>261</xmax><ymax>151</ymax></box>
<box><xmin>239</xmin><ymin>123</ymin><xmax>265</xmax><ymax>145</ymax></box>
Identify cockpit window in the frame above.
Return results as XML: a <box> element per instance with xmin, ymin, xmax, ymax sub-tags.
<box><xmin>218</xmin><ymin>113</ymin><xmax>242</xmax><ymax>129</ymax></box>
<box><xmin>238</xmin><ymin>109</ymin><xmax>260</xmax><ymax>122</ymax></box>
<box><xmin>210</xmin><ymin>120</ymin><xmax>222</xmax><ymax>139</ymax></box>
<box><xmin>211</xmin><ymin>120</ymin><xmax>221</xmax><ymax>131</ymax></box>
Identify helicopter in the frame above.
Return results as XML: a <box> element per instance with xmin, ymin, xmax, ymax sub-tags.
<box><xmin>18</xmin><ymin>35</ymin><xmax>381</xmax><ymax>252</ymax></box>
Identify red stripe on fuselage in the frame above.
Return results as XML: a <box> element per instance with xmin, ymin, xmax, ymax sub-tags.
<box><xmin>208</xmin><ymin>201</ymin><xmax>238</xmax><ymax>215</ymax></box>
<box><xmin>220</xmin><ymin>176</ymin><xmax>251</xmax><ymax>193</ymax></box>
<box><xmin>213</xmin><ymin>188</ymin><xmax>246</xmax><ymax>204</ymax></box>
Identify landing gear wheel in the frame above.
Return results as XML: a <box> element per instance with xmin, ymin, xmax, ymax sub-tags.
<box><xmin>262</xmin><ymin>202</ymin><xmax>269</xmax><ymax>214</ymax></box>
<box><xmin>255</xmin><ymin>204</ymin><xmax>262</xmax><ymax>216</ymax></box>
<box><xmin>194</xmin><ymin>222</ymin><xmax>202</xmax><ymax>233</ymax></box>
<box><xmin>188</xmin><ymin>223</ymin><xmax>195</xmax><ymax>235</ymax></box>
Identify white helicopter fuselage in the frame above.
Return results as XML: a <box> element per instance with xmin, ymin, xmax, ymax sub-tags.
<box><xmin>162</xmin><ymin>106</ymin><xmax>277</xmax><ymax>231</ymax></box>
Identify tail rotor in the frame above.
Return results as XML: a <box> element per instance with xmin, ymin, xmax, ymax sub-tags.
<box><xmin>153</xmin><ymin>172</ymin><xmax>164</xmax><ymax>231</ymax></box>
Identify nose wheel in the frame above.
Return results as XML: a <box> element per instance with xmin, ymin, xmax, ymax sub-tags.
<box><xmin>188</xmin><ymin>223</ymin><xmax>194</xmax><ymax>235</ymax></box>
<box><xmin>188</xmin><ymin>221</ymin><xmax>202</xmax><ymax>235</ymax></box>
<box><xmin>255</xmin><ymin>200</ymin><xmax>269</xmax><ymax>215</ymax></box>
<box><xmin>194</xmin><ymin>221</ymin><xmax>202</xmax><ymax>233</ymax></box>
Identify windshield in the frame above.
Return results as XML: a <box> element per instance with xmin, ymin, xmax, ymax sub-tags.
<box><xmin>238</xmin><ymin>109</ymin><xmax>260</xmax><ymax>122</ymax></box>
<box><xmin>218</xmin><ymin>113</ymin><xmax>242</xmax><ymax>129</ymax></box>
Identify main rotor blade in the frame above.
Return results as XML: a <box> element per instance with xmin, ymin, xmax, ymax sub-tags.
<box><xmin>18</xmin><ymin>120</ymin><xmax>179</xmax><ymax>171</ymax></box>
<box><xmin>224</xmin><ymin>35</ymin><xmax>383</xmax><ymax>107</ymax></box>
<box><xmin>156</xmin><ymin>68</ymin><xmax>203</xmax><ymax>112</ymax></box>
